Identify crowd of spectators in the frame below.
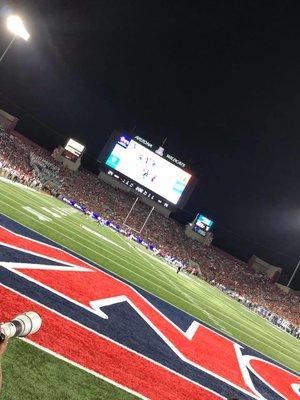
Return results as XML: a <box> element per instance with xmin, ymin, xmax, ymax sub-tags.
<box><xmin>0</xmin><ymin>128</ymin><xmax>41</xmax><ymax>187</ymax></box>
<box><xmin>0</xmin><ymin>127</ymin><xmax>299</xmax><ymax>336</ymax></box>
<box><xmin>29</xmin><ymin>151</ymin><xmax>61</xmax><ymax>189</ymax></box>
<box><xmin>0</xmin><ymin>129</ymin><xmax>74</xmax><ymax>193</ymax></box>
<box><xmin>217</xmin><ymin>284</ymin><xmax>300</xmax><ymax>338</ymax></box>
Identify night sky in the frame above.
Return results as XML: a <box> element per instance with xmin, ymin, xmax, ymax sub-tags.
<box><xmin>0</xmin><ymin>1</ymin><xmax>299</xmax><ymax>288</ymax></box>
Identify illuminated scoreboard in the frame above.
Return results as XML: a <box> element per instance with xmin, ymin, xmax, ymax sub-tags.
<box><xmin>98</xmin><ymin>132</ymin><xmax>197</xmax><ymax>209</ymax></box>
<box><xmin>193</xmin><ymin>214</ymin><xmax>214</xmax><ymax>236</ymax></box>
<box><xmin>62</xmin><ymin>139</ymin><xmax>85</xmax><ymax>162</ymax></box>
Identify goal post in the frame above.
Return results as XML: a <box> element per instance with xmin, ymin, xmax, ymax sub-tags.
<box><xmin>123</xmin><ymin>196</ymin><xmax>155</xmax><ymax>234</ymax></box>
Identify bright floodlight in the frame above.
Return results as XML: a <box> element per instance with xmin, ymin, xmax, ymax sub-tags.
<box><xmin>7</xmin><ymin>15</ymin><xmax>30</xmax><ymax>41</ymax></box>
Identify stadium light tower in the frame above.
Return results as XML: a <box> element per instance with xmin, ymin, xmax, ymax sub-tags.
<box><xmin>0</xmin><ymin>15</ymin><xmax>30</xmax><ymax>63</ymax></box>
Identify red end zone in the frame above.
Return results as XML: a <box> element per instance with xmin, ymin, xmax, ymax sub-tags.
<box><xmin>0</xmin><ymin>285</ymin><xmax>222</xmax><ymax>400</ymax></box>
<box><xmin>0</xmin><ymin>223</ymin><xmax>299</xmax><ymax>400</ymax></box>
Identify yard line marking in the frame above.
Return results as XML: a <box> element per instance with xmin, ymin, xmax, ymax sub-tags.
<box><xmin>81</xmin><ymin>225</ymin><xmax>130</xmax><ymax>253</ymax></box>
<box><xmin>120</xmin><ymin>237</ymin><xmax>168</xmax><ymax>278</ymax></box>
<box><xmin>22</xmin><ymin>206</ymin><xmax>51</xmax><ymax>221</ymax></box>
<box><xmin>52</xmin><ymin>208</ymin><xmax>69</xmax><ymax>216</ymax></box>
<box><xmin>41</xmin><ymin>207</ymin><xmax>61</xmax><ymax>218</ymax></box>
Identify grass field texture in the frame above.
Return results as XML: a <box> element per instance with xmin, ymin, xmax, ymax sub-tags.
<box><xmin>0</xmin><ymin>177</ymin><xmax>299</xmax><ymax>399</ymax></box>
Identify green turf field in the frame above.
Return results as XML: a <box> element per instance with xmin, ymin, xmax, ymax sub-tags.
<box><xmin>0</xmin><ymin>177</ymin><xmax>299</xmax><ymax>399</ymax></box>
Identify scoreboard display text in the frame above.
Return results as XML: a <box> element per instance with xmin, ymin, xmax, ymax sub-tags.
<box><xmin>98</xmin><ymin>133</ymin><xmax>196</xmax><ymax>209</ymax></box>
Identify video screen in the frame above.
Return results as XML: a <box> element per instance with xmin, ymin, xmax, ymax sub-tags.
<box><xmin>62</xmin><ymin>139</ymin><xmax>85</xmax><ymax>162</ymax></box>
<box><xmin>105</xmin><ymin>136</ymin><xmax>191</xmax><ymax>205</ymax></box>
<box><xmin>193</xmin><ymin>214</ymin><xmax>214</xmax><ymax>235</ymax></box>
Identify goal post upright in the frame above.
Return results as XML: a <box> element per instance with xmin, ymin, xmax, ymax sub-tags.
<box><xmin>122</xmin><ymin>196</ymin><xmax>155</xmax><ymax>234</ymax></box>
<box><xmin>138</xmin><ymin>206</ymin><xmax>154</xmax><ymax>234</ymax></box>
<box><xmin>123</xmin><ymin>196</ymin><xmax>139</xmax><ymax>226</ymax></box>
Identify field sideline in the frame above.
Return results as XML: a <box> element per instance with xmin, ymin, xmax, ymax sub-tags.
<box><xmin>0</xmin><ymin>177</ymin><xmax>299</xmax><ymax>399</ymax></box>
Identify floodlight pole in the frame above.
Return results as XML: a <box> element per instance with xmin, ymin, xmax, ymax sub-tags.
<box><xmin>0</xmin><ymin>35</ymin><xmax>16</xmax><ymax>63</ymax></box>
<box><xmin>287</xmin><ymin>258</ymin><xmax>300</xmax><ymax>288</ymax></box>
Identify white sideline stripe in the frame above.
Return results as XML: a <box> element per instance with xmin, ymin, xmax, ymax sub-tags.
<box><xmin>81</xmin><ymin>228</ymin><xmax>160</xmax><ymax>277</ymax></box>
<box><xmin>125</xmin><ymin>240</ymin><xmax>136</xmax><ymax>250</ymax></box>
<box><xmin>201</xmin><ymin>309</ymin><xmax>224</xmax><ymax>329</ymax></box>
<box><xmin>122</xmin><ymin>236</ymin><xmax>170</xmax><ymax>269</ymax></box>
<box><xmin>22</xmin><ymin>338</ymin><xmax>149</xmax><ymax>400</ymax></box>
<box><xmin>0</xmin><ymin>176</ymin><xmax>37</xmax><ymax>192</ymax></box>
<box><xmin>22</xmin><ymin>206</ymin><xmax>51</xmax><ymax>221</ymax></box>
<box><xmin>3</xmin><ymin>196</ymin><xmax>300</xmax><ymax>363</ymax></box>
<box><xmin>126</xmin><ymin>242</ymin><xmax>179</xmax><ymax>273</ymax></box>
<box><xmin>1</xmin><ymin>187</ymin><xmax>299</xmax><ymax>364</ymax></box>
<box><xmin>124</xmin><ymin>241</ymin><xmax>167</xmax><ymax>278</ymax></box>
<box><xmin>1</xmin><ymin>262</ymin><xmax>91</xmax><ymax>272</ymax></box>
<box><xmin>41</xmin><ymin>207</ymin><xmax>61</xmax><ymax>218</ymax></box>
<box><xmin>119</xmin><ymin>235</ymin><xmax>175</xmax><ymax>281</ymax></box>
<box><xmin>136</xmin><ymin>247</ymin><xmax>169</xmax><ymax>266</ymax></box>
<box><xmin>2</xmin><ymin>283</ymin><xmax>226</xmax><ymax>400</ymax></box>
<box><xmin>81</xmin><ymin>225</ymin><xmax>130</xmax><ymax>252</ymax></box>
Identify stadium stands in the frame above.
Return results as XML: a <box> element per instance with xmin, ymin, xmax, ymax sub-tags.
<box><xmin>0</xmin><ymin>128</ymin><xmax>299</xmax><ymax>337</ymax></box>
